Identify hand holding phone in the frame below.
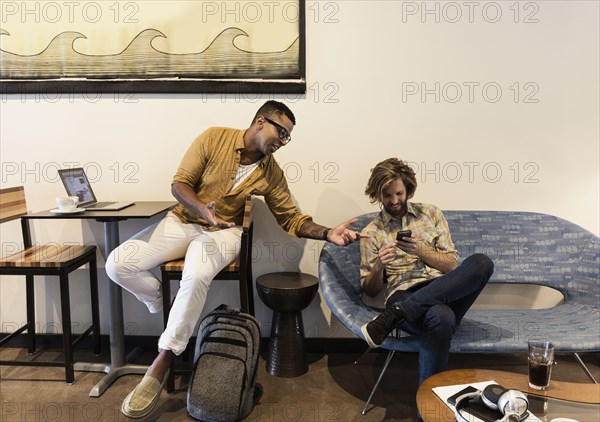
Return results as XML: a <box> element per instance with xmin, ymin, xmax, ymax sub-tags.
<box><xmin>396</xmin><ymin>230</ymin><xmax>412</xmax><ymax>242</ymax></box>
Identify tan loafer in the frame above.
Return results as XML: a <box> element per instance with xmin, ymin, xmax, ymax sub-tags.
<box><xmin>121</xmin><ymin>371</ymin><xmax>169</xmax><ymax>419</ymax></box>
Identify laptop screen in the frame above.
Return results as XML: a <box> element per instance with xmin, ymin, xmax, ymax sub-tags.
<box><xmin>58</xmin><ymin>168</ymin><xmax>98</xmax><ymax>206</ymax></box>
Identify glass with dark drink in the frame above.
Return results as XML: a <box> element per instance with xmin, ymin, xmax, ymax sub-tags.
<box><xmin>528</xmin><ymin>340</ymin><xmax>554</xmax><ymax>390</ymax></box>
<box><xmin>529</xmin><ymin>361</ymin><xmax>552</xmax><ymax>387</ymax></box>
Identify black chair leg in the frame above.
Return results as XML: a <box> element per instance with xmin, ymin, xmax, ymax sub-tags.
<box><xmin>239</xmin><ymin>271</ymin><xmax>255</xmax><ymax>316</ymax></box>
<box><xmin>89</xmin><ymin>257</ymin><xmax>101</xmax><ymax>355</ymax></box>
<box><xmin>161</xmin><ymin>274</ymin><xmax>175</xmax><ymax>394</ymax></box>
<box><xmin>59</xmin><ymin>271</ymin><xmax>75</xmax><ymax>384</ymax></box>
<box><xmin>25</xmin><ymin>275</ymin><xmax>36</xmax><ymax>354</ymax></box>
<box><xmin>239</xmin><ymin>275</ymin><xmax>249</xmax><ymax>313</ymax></box>
<box><xmin>246</xmin><ymin>273</ymin><xmax>255</xmax><ymax>316</ymax></box>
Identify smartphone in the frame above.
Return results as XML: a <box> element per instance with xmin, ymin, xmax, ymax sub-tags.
<box><xmin>447</xmin><ymin>385</ymin><xmax>478</xmax><ymax>406</ymax></box>
<box><xmin>396</xmin><ymin>230</ymin><xmax>412</xmax><ymax>242</ymax></box>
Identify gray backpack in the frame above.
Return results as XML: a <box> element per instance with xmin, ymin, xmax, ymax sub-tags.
<box><xmin>187</xmin><ymin>305</ymin><xmax>261</xmax><ymax>421</ymax></box>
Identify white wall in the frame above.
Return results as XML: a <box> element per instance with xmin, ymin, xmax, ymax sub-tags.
<box><xmin>1</xmin><ymin>1</ymin><xmax>598</xmax><ymax>339</ymax></box>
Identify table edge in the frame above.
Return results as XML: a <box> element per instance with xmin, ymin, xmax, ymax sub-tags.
<box><xmin>417</xmin><ymin>369</ymin><xmax>600</xmax><ymax>422</ymax></box>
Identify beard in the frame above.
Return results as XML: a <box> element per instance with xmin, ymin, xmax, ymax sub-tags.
<box><xmin>384</xmin><ymin>200</ymin><xmax>407</xmax><ymax>220</ymax></box>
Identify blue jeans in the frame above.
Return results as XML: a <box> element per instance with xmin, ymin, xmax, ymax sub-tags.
<box><xmin>386</xmin><ymin>253</ymin><xmax>494</xmax><ymax>384</ymax></box>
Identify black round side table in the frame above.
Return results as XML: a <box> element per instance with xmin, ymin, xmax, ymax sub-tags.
<box><xmin>256</xmin><ymin>272</ymin><xmax>319</xmax><ymax>377</ymax></box>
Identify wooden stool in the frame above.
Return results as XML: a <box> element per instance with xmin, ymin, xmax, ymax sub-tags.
<box><xmin>256</xmin><ymin>272</ymin><xmax>318</xmax><ymax>377</ymax></box>
<box><xmin>0</xmin><ymin>186</ymin><xmax>101</xmax><ymax>384</ymax></box>
<box><xmin>159</xmin><ymin>195</ymin><xmax>255</xmax><ymax>393</ymax></box>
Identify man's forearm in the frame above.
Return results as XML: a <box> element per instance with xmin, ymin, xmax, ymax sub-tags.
<box><xmin>298</xmin><ymin>220</ymin><xmax>330</xmax><ymax>240</ymax></box>
<box><xmin>362</xmin><ymin>263</ymin><xmax>385</xmax><ymax>298</ymax></box>
<box><xmin>171</xmin><ymin>182</ymin><xmax>205</xmax><ymax>215</ymax></box>
<box><xmin>418</xmin><ymin>246</ymin><xmax>457</xmax><ymax>274</ymax></box>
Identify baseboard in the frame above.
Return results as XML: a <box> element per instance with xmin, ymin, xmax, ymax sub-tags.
<box><xmin>0</xmin><ymin>333</ymin><xmax>373</xmax><ymax>354</ymax></box>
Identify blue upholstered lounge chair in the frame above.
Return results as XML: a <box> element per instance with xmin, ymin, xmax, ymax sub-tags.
<box><xmin>318</xmin><ymin>211</ymin><xmax>600</xmax><ymax>414</ymax></box>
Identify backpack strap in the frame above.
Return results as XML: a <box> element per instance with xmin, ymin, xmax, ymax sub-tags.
<box><xmin>215</xmin><ymin>303</ymin><xmax>242</xmax><ymax>314</ymax></box>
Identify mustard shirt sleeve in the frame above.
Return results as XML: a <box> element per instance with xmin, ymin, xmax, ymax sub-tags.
<box><xmin>263</xmin><ymin>166</ymin><xmax>312</xmax><ymax>237</ymax></box>
<box><xmin>172</xmin><ymin>129</ymin><xmax>211</xmax><ymax>188</ymax></box>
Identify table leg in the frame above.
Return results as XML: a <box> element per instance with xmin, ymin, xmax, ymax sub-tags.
<box><xmin>266</xmin><ymin>311</ymin><xmax>309</xmax><ymax>377</ymax></box>
<box><xmin>79</xmin><ymin>220</ymin><xmax>149</xmax><ymax>397</ymax></box>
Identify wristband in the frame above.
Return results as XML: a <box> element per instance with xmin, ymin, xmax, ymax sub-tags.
<box><xmin>322</xmin><ymin>228</ymin><xmax>331</xmax><ymax>241</ymax></box>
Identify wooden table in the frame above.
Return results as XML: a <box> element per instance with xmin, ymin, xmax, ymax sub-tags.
<box><xmin>417</xmin><ymin>369</ymin><xmax>600</xmax><ymax>421</ymax></box>
<box><xmin>23</xmin><ymin>202</ymin><xmax>175</xmax><ymax>396</ymax></box>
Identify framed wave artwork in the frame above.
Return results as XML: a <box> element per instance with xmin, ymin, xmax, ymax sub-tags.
<box><xmin>0</xmin><ymin>1</ymin><xmax>306</xmax><ymax>94</ymax></box>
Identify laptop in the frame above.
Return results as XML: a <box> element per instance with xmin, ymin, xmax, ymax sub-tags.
<box><xmin>58</xmin><ymin>167</ymin><xmax>135</xmax><ymax>211</ymax></box>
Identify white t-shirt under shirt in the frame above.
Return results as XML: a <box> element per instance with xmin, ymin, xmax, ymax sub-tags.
<box><xmin>230</xmin><ymin>160</ymin><xmax>262</xmax><ymax>192</ymax></box>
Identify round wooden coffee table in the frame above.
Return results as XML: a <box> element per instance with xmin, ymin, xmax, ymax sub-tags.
<box><xmin>417</xmin><ymin>369</ymin><xmax>600</xmax><ymax>422</ymax></box>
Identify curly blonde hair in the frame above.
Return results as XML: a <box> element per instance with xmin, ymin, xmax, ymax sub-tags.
<box><xmin>365</xmin><ymin>158</ymin><xmax>417</xmax><ymax>204</ymax></box>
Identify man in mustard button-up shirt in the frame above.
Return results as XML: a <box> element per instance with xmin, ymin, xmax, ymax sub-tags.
<box><xmin>107</xmin><ymin>101</ymin><xmax>365</xmax><ymax>419</ymax></box>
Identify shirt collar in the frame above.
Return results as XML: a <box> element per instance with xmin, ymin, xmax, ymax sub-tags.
<box><xmin>381</xmin><ymin>202</ymin><xmax>418</xmax><ymax>227</ymax></box>
<box><xmin>235</xmin><ymin>129</ymin><xmax>269</xmax><ymax>168</ymax></box>
<box><xmin>234</xmin><ymin>129</ymin><xmax>246</xmax><ymax>151</ymax></box>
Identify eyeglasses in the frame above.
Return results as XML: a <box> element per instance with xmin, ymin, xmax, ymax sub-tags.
<box><xmin>263</xmin><ymin>116</ymin><xmax>292</xmax><ymax>144</ymax></box>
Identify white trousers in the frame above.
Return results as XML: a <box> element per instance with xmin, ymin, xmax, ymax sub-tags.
<box><xmin>105</xmin><ymin>211</ymin><xmax>242</xmax><ymax>355</ymax></box>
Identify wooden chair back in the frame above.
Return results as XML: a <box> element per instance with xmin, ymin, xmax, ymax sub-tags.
<box><xmin>0</xmin><ymin>186</ymin><xmax>27</xmax><ymax>224</ymax></box>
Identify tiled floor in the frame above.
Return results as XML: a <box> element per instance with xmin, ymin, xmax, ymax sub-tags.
<box><xmin>0</xmin><ymin>347</ymin><xmax>598</xmax><ymax>421</ymax></box>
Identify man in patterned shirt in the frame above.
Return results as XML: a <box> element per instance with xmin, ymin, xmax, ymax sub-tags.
<box><xmin>360</xmin><ymin>158</ymin><xmax>494</xmax><ymax>384</ymax></box>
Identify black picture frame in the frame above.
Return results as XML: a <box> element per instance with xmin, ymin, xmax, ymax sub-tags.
<box><xmin>0</xmin><ymin>1</ymin><xmax>306</xmax><ymax>94</ymax></box>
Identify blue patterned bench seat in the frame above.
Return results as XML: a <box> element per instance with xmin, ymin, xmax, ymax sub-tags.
<box><xmin>318</xmin><ymin>211</ymin><xmax>600</xmax><ymax>353</ymax></box>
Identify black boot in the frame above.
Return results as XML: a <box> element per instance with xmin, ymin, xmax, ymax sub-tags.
<box><xmin>360</xmin><ymin>304</ymin><xmax>405</xmax><ymax>348</ymax></box>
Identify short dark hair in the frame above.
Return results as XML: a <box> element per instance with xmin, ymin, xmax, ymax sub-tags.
<box><xmin>365</xmin><ymin>158</ymin><xmax>417</xmax><ymax>204</ymax></box>
<box><xmin>252</xmin><ymin>100</ymin><xmax>296</xmax><ymax>126</ymax></box>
